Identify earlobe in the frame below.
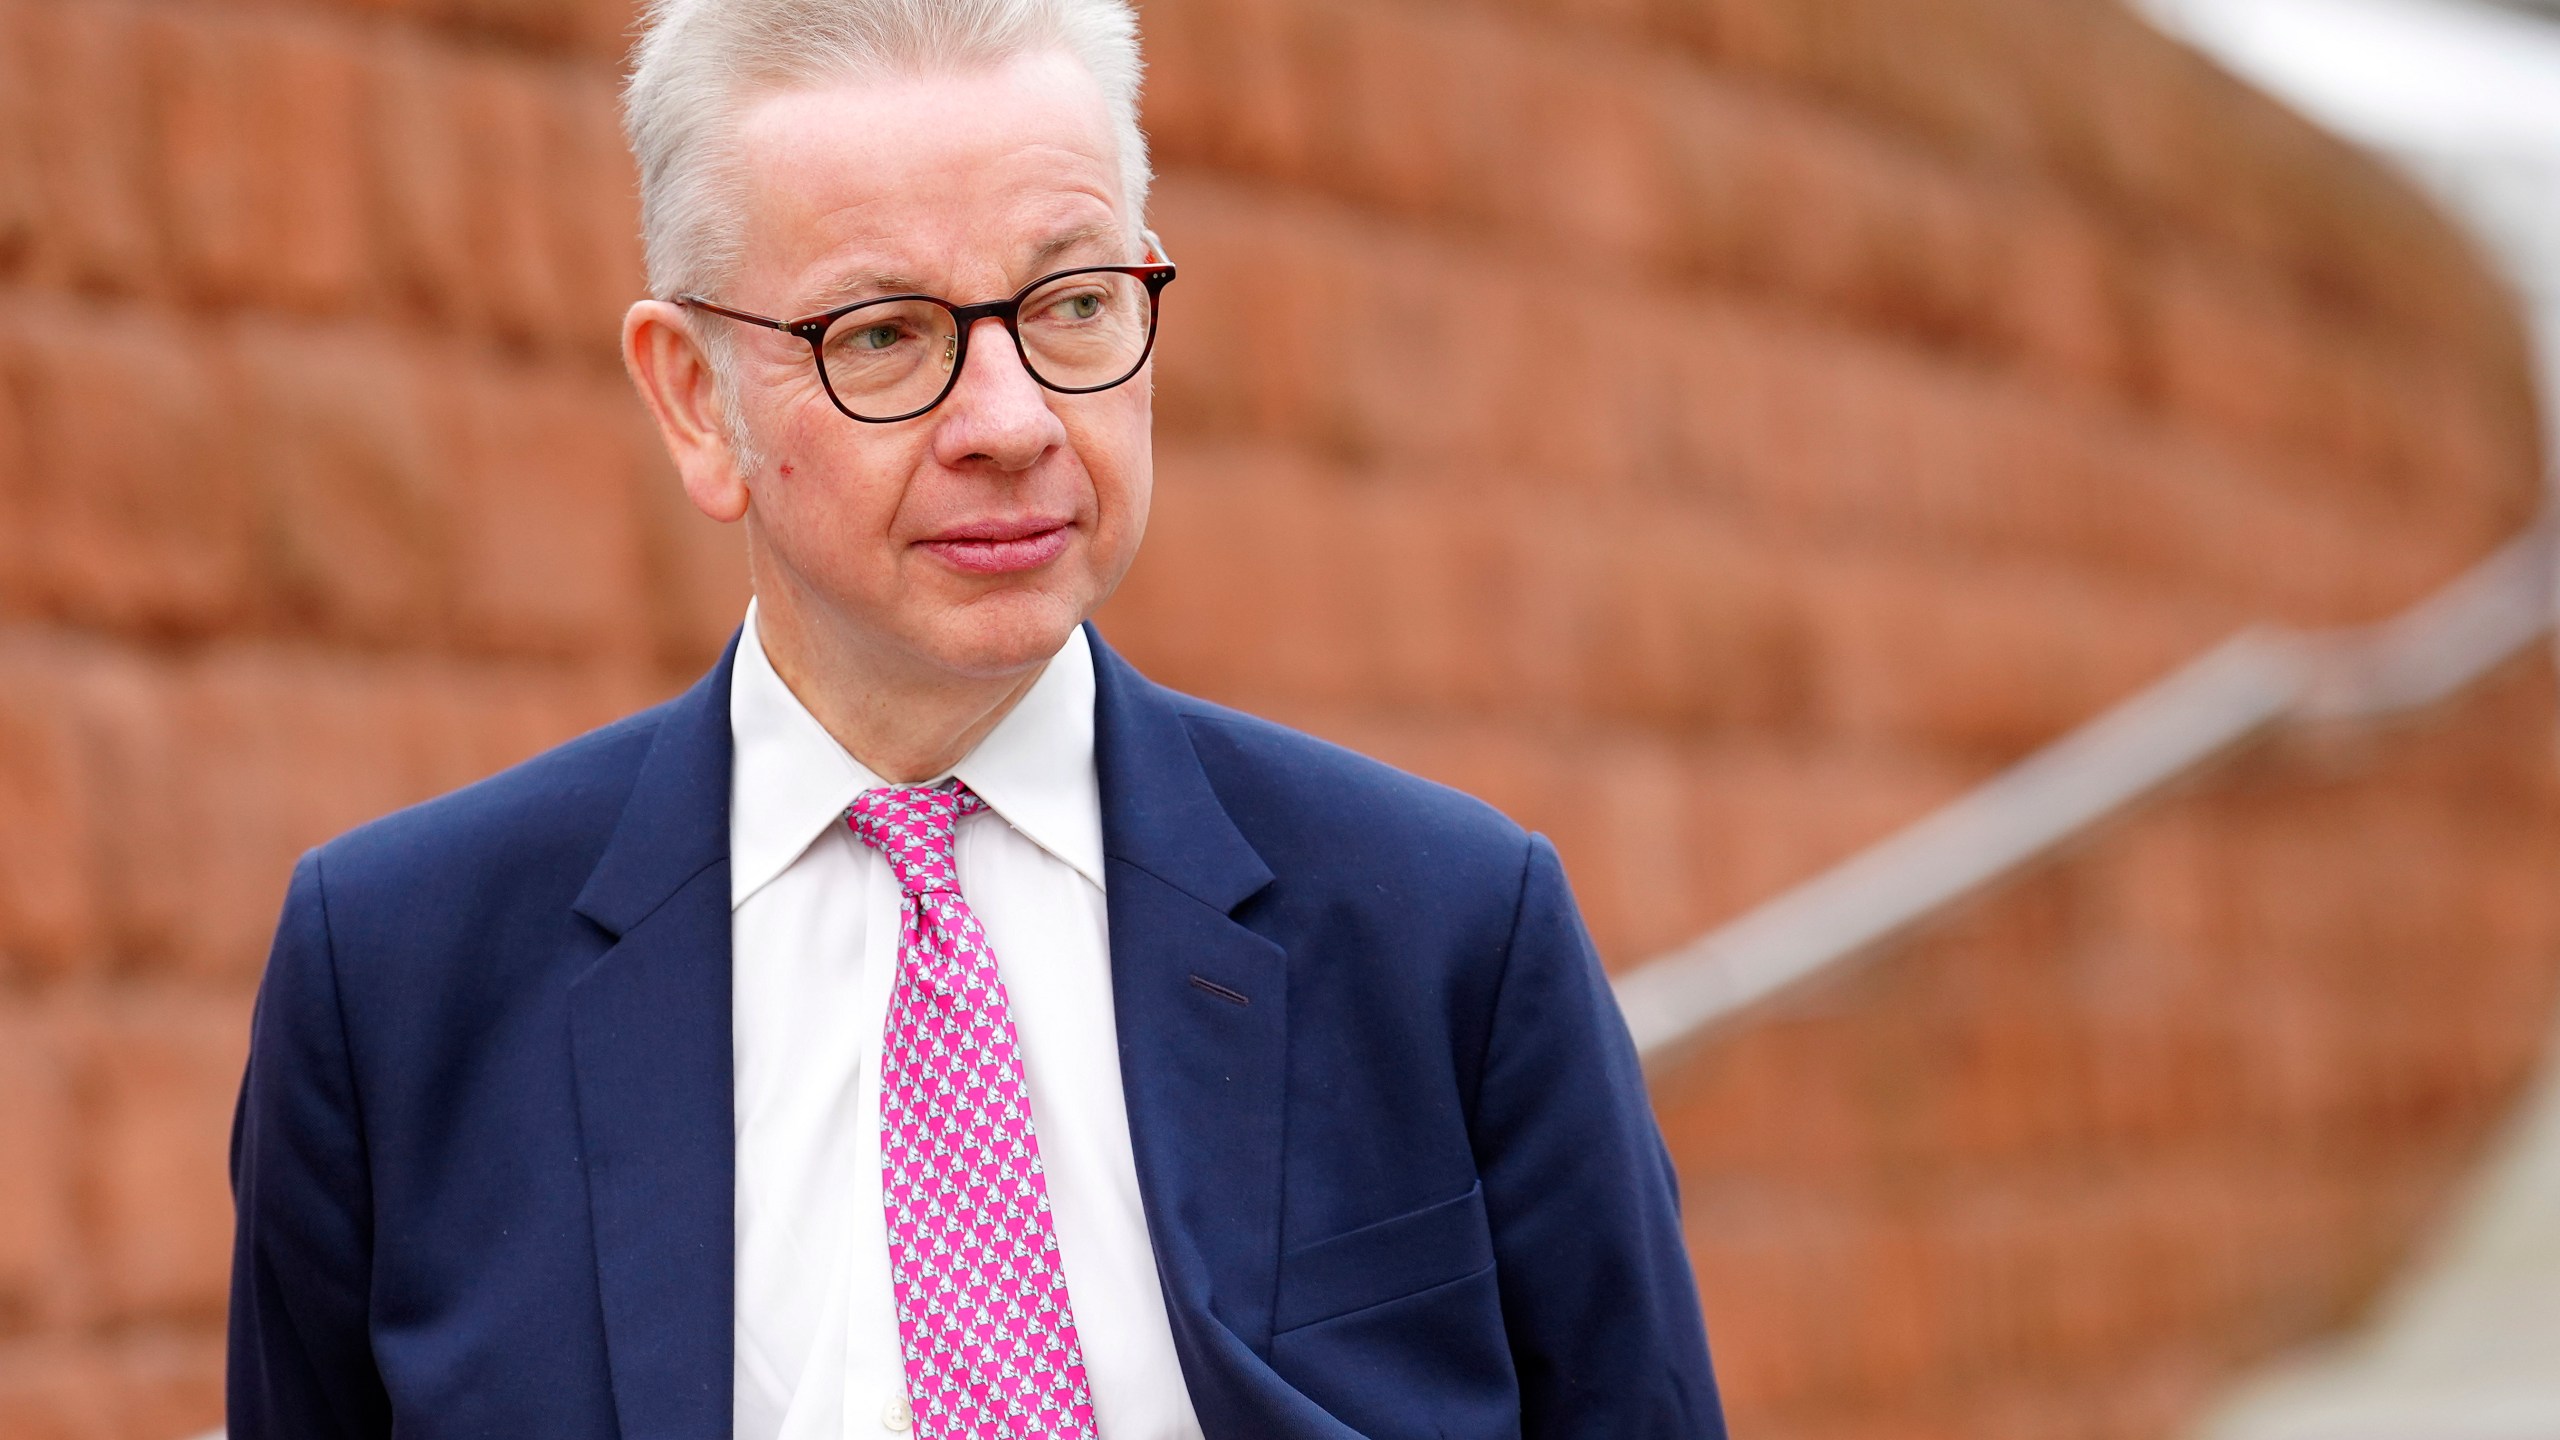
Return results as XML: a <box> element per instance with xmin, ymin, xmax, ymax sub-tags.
<box><xmin>623</xmin><ymin>299</ymin><xmax>752</xmax><ymax>524</ymax></box>
<box><xmin>681</xmin><ymin>452</ymin><xmax>752</xmax><ymax>525</ymax></box>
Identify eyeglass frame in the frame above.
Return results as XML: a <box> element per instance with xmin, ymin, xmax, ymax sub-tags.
<box><xmin>673</xmin><ymin>241</ymin><xmax>1177</xmax><ymax>425</ymax></box>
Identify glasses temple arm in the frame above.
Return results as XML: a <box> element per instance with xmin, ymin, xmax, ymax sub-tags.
<box><xmin>673</xmin><ymin>295</ymin><xmax>798</xmax><ymax>332</ymax></box>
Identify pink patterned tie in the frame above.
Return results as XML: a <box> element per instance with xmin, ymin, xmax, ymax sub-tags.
<box><xmin>847</xmin><ymin>782</ymin><xmax>1098</xmax><ymax>1440</ymax></box>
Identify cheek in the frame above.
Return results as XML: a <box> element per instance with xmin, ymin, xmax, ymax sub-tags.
<box><xmin>751</xmin><ymin>402</ymin><xmax>926</xmax><ymax>548</ymax></box>
<box><xmin>764</xmin><ymin>390</ymin><xmax>850</xmax><ymax>474</ymax></box>
<box><xmin>1103</xmin><ymin>444</ymin><xmax>1152</xmax><ymax>541</ymax></box>
<box><xmin>1069</xmin><ymin>391</ymin><xmax>1155</xmax><ymax>524</ymax></box>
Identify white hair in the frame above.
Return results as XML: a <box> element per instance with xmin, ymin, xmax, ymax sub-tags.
<box><xmin>624</xmin><ymin>0</ymin><xmax>1153</xmax><ymax>305</ymax></box>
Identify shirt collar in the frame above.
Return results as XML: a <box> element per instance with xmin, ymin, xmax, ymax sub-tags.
<box><xmin>727</xmin><ymin>602</ymin><xmax>1105</xmax><ymax>908</ymax></box>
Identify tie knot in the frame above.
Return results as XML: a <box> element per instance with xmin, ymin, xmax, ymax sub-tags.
<box><xmin>845</xmin><ymin>781</ymin><xmax>985</xmax><ymax>896</ymax></box>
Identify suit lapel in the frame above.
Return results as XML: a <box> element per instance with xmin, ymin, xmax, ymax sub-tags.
<box><xmin>567</xmin><ymin>639</ymin><xmax>739</xmax><ymax>1440</ymax></box>
<box><xmin>1089</xmin><ymin>629</ymin><xmax>1292</xmax><ymax>1372</ymax></box>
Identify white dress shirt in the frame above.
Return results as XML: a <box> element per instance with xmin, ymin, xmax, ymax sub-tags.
<box><xmin>728</xmin><ymin>604</ymin><xmax>1203</xmax><ymax>1440</ymax></box>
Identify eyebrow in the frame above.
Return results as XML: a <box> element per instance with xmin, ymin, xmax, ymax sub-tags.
<box><xmin>1022</xmin><ymin>221</ymin><xmax>1123</xmax><ymax>275</ymax></box>
<box><xmin>796</xmin><ymin>268</ymin><xmax>923</xmax><ymax>315</ymax></box>
<box><xmin>797</xmin><ymin>222</ymin><xmax>1130</xmax><ymax>314</ymax></box>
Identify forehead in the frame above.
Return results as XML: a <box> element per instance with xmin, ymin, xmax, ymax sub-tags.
<box><xmin>730</xmin><ymin>50</ymin><xmax>1129</xmax><ymax>301</ymax></box>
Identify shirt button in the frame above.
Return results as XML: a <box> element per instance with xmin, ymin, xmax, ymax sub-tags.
<box><xmin>883</xmin><ymin>1395</ymin><xmax>912</xmax><ymax>1433</ymax></box>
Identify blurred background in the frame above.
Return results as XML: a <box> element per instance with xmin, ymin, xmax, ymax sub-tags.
<box><xmin>2</xmin><ymin>0</ymin><xmax>2557</xmax><ymax>1437</ymax></box>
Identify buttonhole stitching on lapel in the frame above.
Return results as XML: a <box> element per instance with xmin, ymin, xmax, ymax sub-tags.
<box><xmin>1187</xmin><ymin>974</ymin><xmax>1251</xmax><ymax>1007</ymax></box>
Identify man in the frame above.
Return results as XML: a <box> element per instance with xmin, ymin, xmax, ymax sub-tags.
<box><xmin>226</xmin><ymin>0</ymin><xmax>1723</xmax><ymax>1435</ymax></box>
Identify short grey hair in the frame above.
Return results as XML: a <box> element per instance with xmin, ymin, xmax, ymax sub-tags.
<box><xmin>624</xmin><ymin>0</ymin><xmax>1154</xmax><ymax>305</ymax></box>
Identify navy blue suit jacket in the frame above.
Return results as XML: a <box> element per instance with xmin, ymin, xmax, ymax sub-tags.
<box><xmin>229</xmin><ymin>629</ymin><xmax>1724</xmax><ymax>1439</ymax></box>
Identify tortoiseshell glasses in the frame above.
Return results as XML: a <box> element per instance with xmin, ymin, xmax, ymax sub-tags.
<box><xmin>677</xmin><ymin>260</ymin><xmax>1176</xmax><ymax>424</ymax></box>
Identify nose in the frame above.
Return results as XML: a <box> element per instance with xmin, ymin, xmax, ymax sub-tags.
<box><xmin>929</xmin><ymin>316</ymin><xmax>1068</xmax><ymax>472</ymax></box>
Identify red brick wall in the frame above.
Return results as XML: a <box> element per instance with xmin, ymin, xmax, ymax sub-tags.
<box><xmin>0</xmin><ymin>0</ymin><xmax>2551</xmax><ymax>1436</ymax></box>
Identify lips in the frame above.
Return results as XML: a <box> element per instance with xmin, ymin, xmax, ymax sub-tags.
<box><xmin>917</xmin><ymin>517</ymin><xmax>1073</xmax><ymax>576</ymax></box>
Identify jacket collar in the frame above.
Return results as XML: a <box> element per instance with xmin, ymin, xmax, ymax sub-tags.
<box><xmin>572</xmin><ymin>635</ymin><xmax>739</xmax><ymax>938</ymax></box>
<box><xmin>1089</xmin><ymin>625</ymin><xmax>1273</xmax><ymax>912</ymax></box>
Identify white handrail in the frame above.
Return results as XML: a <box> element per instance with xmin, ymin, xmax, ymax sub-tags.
<box><xmin>1616</xmin><ymin>519</ymin><xmax>2560</xmax><ymax>1067</ymax></box>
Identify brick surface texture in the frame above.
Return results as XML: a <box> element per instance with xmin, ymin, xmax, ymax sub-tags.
<box><xmin>0</xmin><ymin>0</ymin><xmax>2552</xmax><ymax>1436</ymax></box>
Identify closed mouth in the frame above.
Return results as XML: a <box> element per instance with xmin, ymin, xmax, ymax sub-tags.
<box><xmin>917</xmin><ymin>519</ymin><xmax>1073</xmax><ymax>575</ymax></box>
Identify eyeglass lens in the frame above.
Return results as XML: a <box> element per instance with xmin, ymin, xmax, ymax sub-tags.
<box><xmin>818</xmin><ymin>270</ymin><xmax>1155</xmax><ymax>420</ymax></box>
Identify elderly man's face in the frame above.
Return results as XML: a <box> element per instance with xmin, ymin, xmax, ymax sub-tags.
<box><xmin>720</xmin><ymin>50</ymin><xmax>1152</xmax><ymax>680</ymax></box>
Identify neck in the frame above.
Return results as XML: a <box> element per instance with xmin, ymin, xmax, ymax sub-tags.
<box><xmin>752</xmin><ymin>590</ymin><xmax>1054</xmax><ymax>785</ymax></box>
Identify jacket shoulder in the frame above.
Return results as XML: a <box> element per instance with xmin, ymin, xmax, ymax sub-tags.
<box><xmin>307</xmin><ymin>698</ymin><xmax>672</xmax><ymax>905</ymax></box>
<box><xmin>1164</xmin><ymin>690</ymin><xmax>1532</xmax><ymax>892</ymax></box>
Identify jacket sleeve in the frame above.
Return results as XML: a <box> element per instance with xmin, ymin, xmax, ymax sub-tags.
<box><xmin>229</xmin><ymin>850</ymin><xmax>394</xmax><ymax>1439</ymax></box>
<box><xmin>1471</xmin><ymin>835</ymin><xmax>1727</xmax><ymax>1439</ymax></box>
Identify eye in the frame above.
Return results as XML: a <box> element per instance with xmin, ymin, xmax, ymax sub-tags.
<box><xmin>1050</xmin><ymin>291</ymin><xmax>1105</xmax><ymax>321</ymax></box>
<box><xmin>848</xmin><ymin>323</ymin><xmax>904</xmax><ymax>351</ymax></box>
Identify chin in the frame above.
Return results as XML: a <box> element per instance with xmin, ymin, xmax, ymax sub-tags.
<box><xmin>913</xmin><ymin>588</ymin><xmax>1090</xmax><ymax>680</ymax></box>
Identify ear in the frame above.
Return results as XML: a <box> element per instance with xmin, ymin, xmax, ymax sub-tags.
<box><xmin>623</xmin><ymin>299</ymin><xmax>752</xmax><ymax>524</ymax></box>
<box><xmin>1141</xmin><ymin>227</ymin><xmax>1172</xmax><ymax>265</ymax></box>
